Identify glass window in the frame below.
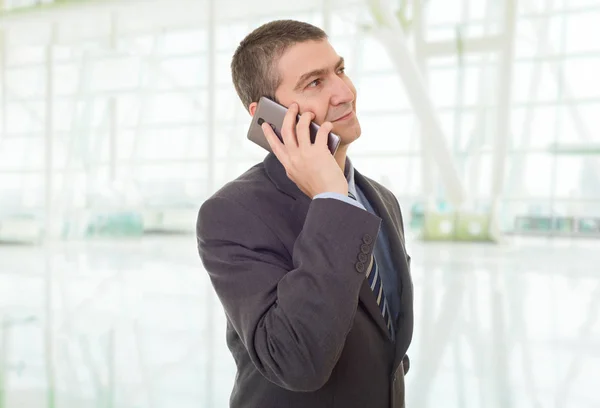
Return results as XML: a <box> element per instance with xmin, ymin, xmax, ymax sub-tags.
<box><xmin>6</xmin><ymin>66</ymin><xmax>46</xmax><ymax>99</ymax></box>
<box><xmin>566</xmin><ymin>11</ymin><xmax>600</xmax><ymax>53</ymax></box>
<box><xmin>359</xmin><ymin>37</ymin><xmax>394</xmax><ymax>74</ymax></box>
<box><xmin>515</xmin><ymin>16</ymin><xmax>563</xmax><ymax>59</ymax></box>
<box><xmin>162</xmin><ymin>29</ymin><xmax>207</xmax><ymax>55</ymax></box>
<box><xmin>512</xmin><ymin>61</ymin><xmax>559</xmax><ymax>102</ymax></box>
<box><xmin>563</xmin><ymin>57</ymin><xmax>600</xmax><ymax>99</ymax></box>
<box><xmin>136</xmin><ymin>127</ymin><xmax>193</xmax><ymax>160</ymax></box>
<box><xmin>154</xmin><ymin>57</ymin><xmax>207</xmax><ymax>89</ymax></box>
<box><xmin>357</xmin><ymin>74</ymin><xmax>411</xmax><ymax>112</ymax></box>
<box><xmin>54</xmin><ymin>63</ymin><xmax>81</xmax><ymax>96</ymax></box>
<box><xmin>554</xmin><ymin>156</ymin><xmax>584</xmax><ymax>197</ymax></box>
<box><xmin>425</xmin><ymin>0</ymin><xmax>464</xmax><ymax>26</ymax></box>
<box><xmin>507</xmin><ymin>153</ymin><xmax>554</xmax><ymax>197</ymax></box>
<box><xmin>6</xmin><ymin>45</ymin><xmax>45</xmax><ymax>66</ymax></box>
<box><xmin>353</xmin><ymin>157</ymin><xmax>422</xmax><ymax>196</ymax></box>
<box><xmin>89</xmin><ymin>56</ymin><xmax>141</xmax><ymax>92</ymax></box>
<box><xmin>213</xmin><ymin>122</ymin><xmax>261</xmax><ymax>160</ymax></box>
<box><xmin>511</xmin><ymin>106</ymin><xmax>560</xmax><ymax>149</ymax></box>
<box><xmin>428</xmin><ymin>67</ymin><xmax>458</xmax><ymax>108</ymax></box>
<box><xmin>216</xmin><ymin>23</ymin><xmax>251</xmax><ymax>52</ymax></box>
<box><xmin>353</xmin><ymin>114</ymin><xmax>418</xmax><ymax>153</ymax></box>
<box><xmin>6</xmin><ymin>102</ymin><xmax>44</xmax><ymax>134</ymax></box>
<box><xmin>215</xmin><ymin>89</ymin><xmax>246</xmax><ymax>122</ymax></box>
<box><xmin>570</xmin><ymin>104</ymin><xmax>600</xmax><ymax>142</ymax></box>
<box><xmin>145</xmin><ymin>92</ymin><xmax>204</xmax><ymax>124</ymax></box>
<box><xmin>215</xmin><ymin>51</ymin><xmax>234</xmax><ymax>87</ymax></box>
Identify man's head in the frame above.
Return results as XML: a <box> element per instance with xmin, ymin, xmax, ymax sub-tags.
<box><xmin>231</xmin><ymin>20</ymin><xmax>361</xmax><ymax>146</ymax></box>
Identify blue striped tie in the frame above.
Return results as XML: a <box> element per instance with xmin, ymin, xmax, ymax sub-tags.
<box><xmin>348</xmin><ymin>191</ymin><xmax>394</xmax><ymax>338</ymax></box>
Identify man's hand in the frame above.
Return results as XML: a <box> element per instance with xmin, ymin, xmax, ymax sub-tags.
<box><xmin>261</xmin><ymin>103</ymin><xmax>348</xmax><ymax>198</ymax></box>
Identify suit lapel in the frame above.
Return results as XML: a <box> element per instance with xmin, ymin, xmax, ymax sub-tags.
<box><xmin>355</xmin><ymin>171</ymin><xmax>413</xmax><ymax>368</ymax></box>
<box><xmin>353</xmin><ymin>169</ymin><xmax>410</xmax><ymax>342</ymax></box>
<box><xmin>354</xmin><ymin>170</ymin><xmax>408</xmax><ymax>321</ymax></box>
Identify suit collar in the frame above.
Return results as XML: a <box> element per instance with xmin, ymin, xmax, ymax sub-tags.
<box><xmin>264</xmin><ymin>153</ymin><xmax>303</xmax><ymax>200</ymax></box>
<box><xmin>263</xmin><ymin>152</ymin><xmax>353</xmax><ymax>200</ymax></box>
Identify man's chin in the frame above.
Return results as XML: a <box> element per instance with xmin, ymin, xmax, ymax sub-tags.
<box><xmin>335</xmin><ymin>124</ymin><xmax>362</xmax><ymax>146</ymax></box>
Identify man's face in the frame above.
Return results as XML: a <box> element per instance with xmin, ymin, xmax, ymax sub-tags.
<box><xmin>267</xmin><ymin>40</ymin><xmax>361</xmax><ymax>146</ymax></box>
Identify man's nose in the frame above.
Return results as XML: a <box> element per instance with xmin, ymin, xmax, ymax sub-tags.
<box><xmin>329</xmin><ymin>76</ymin><xmax>354</xmax><ymax>106</ymax></box>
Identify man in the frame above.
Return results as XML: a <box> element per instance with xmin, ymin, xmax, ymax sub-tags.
<box><xmin>197</xmin><ymin>19</ymin><xmax>413</xmax><ymax>408</ymax></box>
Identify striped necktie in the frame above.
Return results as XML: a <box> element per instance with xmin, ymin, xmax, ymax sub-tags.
<box><xmin>348</xmin><ymin>191</ymin><xmax>394</xmax><ymax>338</ymax></box>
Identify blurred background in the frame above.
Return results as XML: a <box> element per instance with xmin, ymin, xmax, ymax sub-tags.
<box><xmin>0</xmin><ymin>0</ymin><xmax>599</xmax><ymax>407</ymax></box>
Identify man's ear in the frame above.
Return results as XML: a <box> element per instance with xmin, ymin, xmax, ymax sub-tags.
<box><xmin>249</xmin><ymin>102</ymin><xmax>258</xmax><ymax>117</ymax></box>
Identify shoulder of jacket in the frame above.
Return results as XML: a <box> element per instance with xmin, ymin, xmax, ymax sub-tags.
<box><xmin>201</xmin><ymin>161</ymin><xmax>290</xmax><ymax>217</ymax></box>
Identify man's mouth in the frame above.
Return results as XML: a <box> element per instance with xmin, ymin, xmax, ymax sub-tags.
<box><xmin>332</xmin><ymin>111</ymin><xmax>354</xmax><ymax>122</ymax></box>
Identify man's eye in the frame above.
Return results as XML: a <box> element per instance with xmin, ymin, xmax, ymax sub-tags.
<box><xmin>308</xmin><ymin>79</ymin><xmax>321</xmax><ymax>88</ymax></box>
<box><xmin>338</xmin><ymin>67</ymin><xmax>346</xmax><ymax>74</ymax></box>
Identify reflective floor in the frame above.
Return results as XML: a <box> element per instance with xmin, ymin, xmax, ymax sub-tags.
<box><xmin>0</xmin><ymin>234</ymin><xmax>598</xmax><ymax>407</ymax></box>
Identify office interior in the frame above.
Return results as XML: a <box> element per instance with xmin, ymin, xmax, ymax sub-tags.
<box><xmin>0</xmin><ymin>0</ymin><xmax>599</xmax><ymax>407</ymax></box>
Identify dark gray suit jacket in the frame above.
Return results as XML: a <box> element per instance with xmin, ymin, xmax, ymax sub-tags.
<box><xmin>197</xmin><ymin>153</ymin><xmax>414</xmax><ymax>408</ymax></box>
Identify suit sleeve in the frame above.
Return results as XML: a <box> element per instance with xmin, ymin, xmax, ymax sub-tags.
<box><xmin>197</xmin><ymin>195</ymin><xmax>382</xmax><ymax>392</ymax></box>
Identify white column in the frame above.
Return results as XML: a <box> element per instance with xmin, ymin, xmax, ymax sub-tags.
<box><xmin>0</xmin><ymin>28</ymin><xmax>6</xmax><ymax>141</ymax></box>
<box><xmin>412</xmin><ymin>0</ymin><xmax>436</xmax><ymax>212</ymax></box>
<box><xmin>207</xmin><ymin>0</ymin><xmax>216</xmax><ymax>195</ymax></box>
<box><xmin>108</xmin><ymin>98</ymin><xmax>117</xmax><ymax>183</ymax></box>
<box><xmin>506</xmin><ymin>0</ymin><xmax>553</xmax><ymax>196</ymax></box>
<box><xmin>0</xmin><ymin>317</ymin><xmax>7</xmax><ymax>408</ymax></box>
<box><xmin>367</xmin><ymin>0</ymin><xmax>467</xmax><ymax>207</ymax></box>
<box><xmin>44</xmin><ymin>25</ymin><xmax>58</xmax><ymax>407</ymax></box>
<box><xmin>490</xmin><ymin>274</ymin><xmax>511</xmax><ymax>408</ymax></box>
<box><xmin>44</xmin><ymin>252</ymin><xmax>56</xmax><ymax>408</ymax></box>
<box><xmin>490</xmin><ymin>0</ymin><xmax>517</xmax><ymax>215</ymax></box>
<box><xmin>109</xmin><ymin>13</ymin><xmax>118</xmax><ymax>183</ymax></box>
<box><xmin>466</xmin><ymin>0</ymin><xmax>496</xmax><ymax>203</ymax></box>
<box><xmin>108</xmin><ymin>328</ymin><xmax>116</xmax><ymax>408</ymax></box>
<box><xmin>205</xmin><ymin>1</ymin><xmax>217</xmax><ymax>407</ymax></box>
<box><xmin>453</xmin><ymin>0</ymin><xmax>471</xmax><ymax>196</ymax></box>
<box><xmin>322</xmin><ymin>0</ymin><xmax>332</xmax><ymax>34</ymax></box>
<box><xmin>44</xmin><ymin>24</ymin><xmax>57</xmax><ymax>240</ymax></box>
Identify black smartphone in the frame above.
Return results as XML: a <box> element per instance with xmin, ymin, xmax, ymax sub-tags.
<box><xmin>247</xmin><ymin>96</ymin><xmax>341</xmax><ymax>155</ymax></box>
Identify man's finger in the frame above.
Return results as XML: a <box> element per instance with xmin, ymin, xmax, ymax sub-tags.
<box><xmin>280</xmin><ymin>102</ymin><xmax>299</xmax><ymax>150</ymax></box>
<box><xmin>314</xmin><ymin>121</ymin><xmax>333</xmax><ymax>150</ymax></box>
<box><xmin>262</xmin><ymin>122</ymin><xmax>288</xmax><ymax>165</ymax></box>
<box><xmin>296</xmin><ymin>112</ymin><xmax>314</xmax><ymax>149</ymax></box>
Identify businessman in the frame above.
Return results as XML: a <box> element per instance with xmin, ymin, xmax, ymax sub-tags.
<box><xmin>197</xmin><ymin>20</ymin><xmax>413</xmax><ymax>408</ymax></box>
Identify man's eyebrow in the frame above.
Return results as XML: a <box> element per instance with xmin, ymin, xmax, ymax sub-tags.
<box><xmin>294</xmin><ymin>57</ymin><xmax>345</xmax><ymax>91</ymax></box>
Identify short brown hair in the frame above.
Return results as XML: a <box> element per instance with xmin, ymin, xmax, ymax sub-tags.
<box><xmin>231</xmin><ymin>20</ymin><xmax>327</xmax><ymax>111</ymax></box>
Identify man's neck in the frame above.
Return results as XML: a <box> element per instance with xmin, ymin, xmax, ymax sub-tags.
<box><xmin>334</xmin><ymin>144</ymin><xmax>349</xmax><ymax>174</ymax></box>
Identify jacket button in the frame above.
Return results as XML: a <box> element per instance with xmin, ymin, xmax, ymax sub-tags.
<box><xmin>362</xmin><ymin>234</ymin><xmax>373</xmax><ymax>245</ymax></box>
<box><xmin>358</xmin><ymin>252</ymin><xmax>368</xmax><ymax>263</ymax></box>
<box><xmin>402</xmin><ymin>355</ymin><xmax>410</xmax><ymax>374</ymax></box>
<box><xmin>360</xmin><ymin>244</ymin><xmax>370</xmax><ymax>254</ymax></box>
<box><xmin>355</xmin><ymin>262</ymin><xmax>365</xmax><ymax>273</ymax></box>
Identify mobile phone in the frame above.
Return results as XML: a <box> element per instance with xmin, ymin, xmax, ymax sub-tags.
<box><xmin>247</xmin><ymin>96</ymin><xmax>341</xmax><ymax>155</ymax></box>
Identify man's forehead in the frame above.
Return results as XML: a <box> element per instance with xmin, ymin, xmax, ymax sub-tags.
<box><xmin>277</xmin><ymin>40</ymin><xmax>340</xmax><ymax>81</ymax></box>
